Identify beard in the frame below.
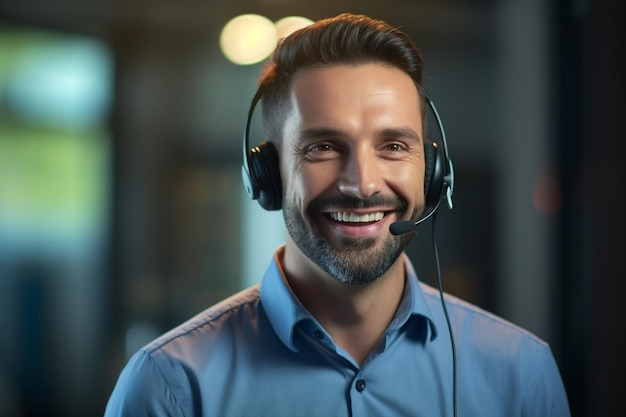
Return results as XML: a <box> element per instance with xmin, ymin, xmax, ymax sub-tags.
<box><xmin>283</xmin><ymin>194</ymin><xmax>421</xmax><ymax>285</ymax></box>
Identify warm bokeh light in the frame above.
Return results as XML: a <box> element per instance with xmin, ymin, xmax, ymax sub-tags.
<box><xmin>275</xmin><ymin>16</ymin><xmax>314</xmax><ymax>41</ymax></box>
<box><xmin>220</xmin><ymin>14</ymin><xmax>314</xmax><ymax>65</ymax></box>
<box><xmin>219</xmin><ymin>14</ymin><xmax>277</xmax><ymax>65</ymax></box>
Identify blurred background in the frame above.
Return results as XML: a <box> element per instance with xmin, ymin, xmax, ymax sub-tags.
<box><xmin>0</xmin><ymin>0</ymin><xmax>623</xmax><ymax>416</ymax></box>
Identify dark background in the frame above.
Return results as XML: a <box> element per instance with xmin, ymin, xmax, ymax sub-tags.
<box><xmin>0</xmin><ymin>0</ymin><xmax>623</xmax><ymax>416</ymax></box>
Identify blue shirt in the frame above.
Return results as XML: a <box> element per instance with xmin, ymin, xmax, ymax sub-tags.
<box><xmin>104</xmin><ymin>249</ymin><xmax>571</xmax><ymax>416</ymax></box>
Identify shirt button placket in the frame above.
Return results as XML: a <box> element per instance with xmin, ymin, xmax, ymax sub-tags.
<box><xmin>349</xmin><ymin>375</ymin><xmax>369</xmax><ymax>416</ymax></box>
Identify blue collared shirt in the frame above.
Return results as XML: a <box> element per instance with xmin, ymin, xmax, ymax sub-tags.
<box><xmin>105</xmin><ymin>250</ymin><xmax>570</xmax><ymax>416</ymax></box>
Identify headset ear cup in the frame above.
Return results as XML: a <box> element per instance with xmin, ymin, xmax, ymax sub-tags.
<box><xmin>249</xmin><ymin>141</ymin><xmax>282</xmax><ymax>211</ymax></box>
<box><xmin>423</xmin><ymin>139</ymin><xmax>445</xmax><ymax>215</ymax></box>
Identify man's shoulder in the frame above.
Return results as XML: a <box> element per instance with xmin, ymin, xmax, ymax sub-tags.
<box><xmin>419</xmin><ymin>282</ymin><xmax>549</xmax><ymax>351</ymax></box>
<box><xmin>143</xmin><ymin>284</ymin><xmax>262</xmax><ymax>355</ymax></box>
<box><xmin>104</xmin><ymin>285</ymin><xmax>268</xmax><ymax>416</ymax></box>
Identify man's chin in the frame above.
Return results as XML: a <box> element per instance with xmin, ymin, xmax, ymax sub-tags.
<box><xmin>318</xmin><ymin>237</ymin><xmax>405</xmax><ymax>284</ymax></box>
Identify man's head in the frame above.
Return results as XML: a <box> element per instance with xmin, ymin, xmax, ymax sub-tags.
<box><xmin>257</xmin><ymin>13</ymin><xmax>427</xmax><ymax>284</ymax></box>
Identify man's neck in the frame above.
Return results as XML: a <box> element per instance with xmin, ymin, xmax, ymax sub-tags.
<box><xmin>280</xmin><ymin>245</ymin><xmax>406</xmax><ymax>365</ymax></box>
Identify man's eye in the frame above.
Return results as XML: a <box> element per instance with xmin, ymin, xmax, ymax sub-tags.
<box><xmin>308</xmin><ymin>143</ymin><xmax>333</xmax><ymax>153</ymax></box>
<box><xmin>384</xmin><ymin>143</ymin><xmax>406</xmax><ymax>152</ymax></box>
<box><xmin>305</xmin><ymin>143</ymin><xmax>340</xmax><ymax>161</ymax></box>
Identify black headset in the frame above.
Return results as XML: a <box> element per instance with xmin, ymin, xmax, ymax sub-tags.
<box><xmin>242</xmin><ymin>85</ymin><xmax>454</xmax><ymax>218</ymax></box>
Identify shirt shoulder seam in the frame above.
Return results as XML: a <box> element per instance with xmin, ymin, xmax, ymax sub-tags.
<box><xmin>419</xmin><ymin>282</ymin><xmax>549</xmax><ymax>349</ymax></box>
<box><xmin>143</xmin><ymin>285</ymin><xmax>261</xmax><ymax>353</ymax></box>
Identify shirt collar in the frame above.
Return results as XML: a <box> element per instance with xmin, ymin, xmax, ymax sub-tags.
<box><xmin>260</xmin><ymin>247</ymin><xmax>313</xmax><ymax>351</ymax></box>
<box><xmin>260</xmin><ymin>247</ymin><xmax>438</xmax><ymax>352</ymax></box>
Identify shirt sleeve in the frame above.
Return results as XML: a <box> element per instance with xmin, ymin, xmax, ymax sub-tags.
<box><xmin>104</xmin><ymin>350</ymin><xmax>183</xmax><ymax>417</ymax></box>
<box><xmin>521</xmin><ymin>343</ymin><xmax>571</xmax><ymax>417</ymax></box>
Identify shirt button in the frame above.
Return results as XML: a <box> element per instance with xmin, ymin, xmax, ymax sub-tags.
<box><xmin>356</xmin><ymin>379</ymin><xmax>366</xmax><ymax>392</ymax></box>
<box><xmin>314</xmin><ymin>330</ymin><xmax>324</xmax><ymax>340</ymax></box>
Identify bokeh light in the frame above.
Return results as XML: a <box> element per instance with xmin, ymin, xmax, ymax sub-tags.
<box><xmin>220</xmin><ymin>14</ymin><xmax>313</xmax><ymax>65</ymax></box>
<box><xmin>219</xmin><ymin>14</ymin><xmax>277</xmax><ymax>65</ymax></box>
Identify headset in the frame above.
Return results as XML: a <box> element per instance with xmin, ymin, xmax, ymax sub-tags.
<box><xmin>241</xmin><ymin>84</ymin><xmax>455</xmax><ymax>221</ymax></box>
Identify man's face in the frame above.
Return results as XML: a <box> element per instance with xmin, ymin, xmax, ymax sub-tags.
<box><xmin>280</xmin><ymin>64</ymin><xmax>425</xmax><ymax>285</ymax></box>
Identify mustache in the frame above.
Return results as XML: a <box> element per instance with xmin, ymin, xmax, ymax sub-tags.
<box><xmin>307</xmin><ymin>194</ymin><xmax>408</xmax><ymax>213</ymax></box>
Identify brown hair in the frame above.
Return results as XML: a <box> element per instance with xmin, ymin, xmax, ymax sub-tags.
<box><xmin>259</xmin><ymin>13</ymin><xmax>427</xmax><ymax>143</ymax></box>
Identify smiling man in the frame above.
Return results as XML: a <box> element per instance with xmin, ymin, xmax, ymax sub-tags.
<box><xmin>105</xmin><ymin>13</ymin><xmax>571</xmax><ymax>417</ymax></box>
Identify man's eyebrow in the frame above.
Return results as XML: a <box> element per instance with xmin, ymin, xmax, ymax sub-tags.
<box><xmin>377</xmin><ymin>127</ymin><xmax>422</xmax><ymax>144</ymax></box>
<box><xmin>298</xmin><ymin>127</ymin><xmax>347</xmax><ymax>142</ymax></box>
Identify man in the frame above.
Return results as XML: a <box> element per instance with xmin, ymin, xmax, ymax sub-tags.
<box><xmin>105</xmin><ymin>13</ymin><xmax>570</xmax><ymax>416</ymax></box>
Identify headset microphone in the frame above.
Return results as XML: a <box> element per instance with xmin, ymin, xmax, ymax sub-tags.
<box><xmin>389</xmin><ymin>220</ymin><xmax>422</xmax><ymax>236</ymax></box>
<box><xmin>389</xmin><ymin>192</ymin><xmax>446</xmax><ymax>235</ymax></box>
<box><xmin>389</xmin><ymin>208</ymin><xmax>437</xmax><ymax>235</ymax></box>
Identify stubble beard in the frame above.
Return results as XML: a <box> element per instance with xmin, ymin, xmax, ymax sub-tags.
<box><xmin>282</xmin><ymin>196</ymin><xmax>420</xmax><ymax>285</ymax></box>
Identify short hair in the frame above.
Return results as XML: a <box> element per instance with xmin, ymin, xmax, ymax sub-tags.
<box><xmin>259</xmin><ymin>13</ymin><xmax>427</xmax><ymax>143</ymax></box>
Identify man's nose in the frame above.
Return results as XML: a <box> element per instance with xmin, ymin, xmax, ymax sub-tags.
<box><xmin>337</xmin><ymin>148</ymin><xmax>383</xmax><ymax>199</ymax></box>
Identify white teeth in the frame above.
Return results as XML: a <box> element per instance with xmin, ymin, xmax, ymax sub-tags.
<box><xmin>329</xmin><ymin>212</ymin><xmax>384</xmax><ymax>223</ymax></box>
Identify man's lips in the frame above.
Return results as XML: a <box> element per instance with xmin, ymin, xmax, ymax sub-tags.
<box><xmin>322</xmin><ymin>209</ymin><xmax>392</xmax><ymax>238</ymax></box>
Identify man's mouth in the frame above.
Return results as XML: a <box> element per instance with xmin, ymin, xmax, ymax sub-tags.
<box><xmin>328</xmin><ymin>211</ymin><xmax>385</xmax><ymax>223</ymax></box>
